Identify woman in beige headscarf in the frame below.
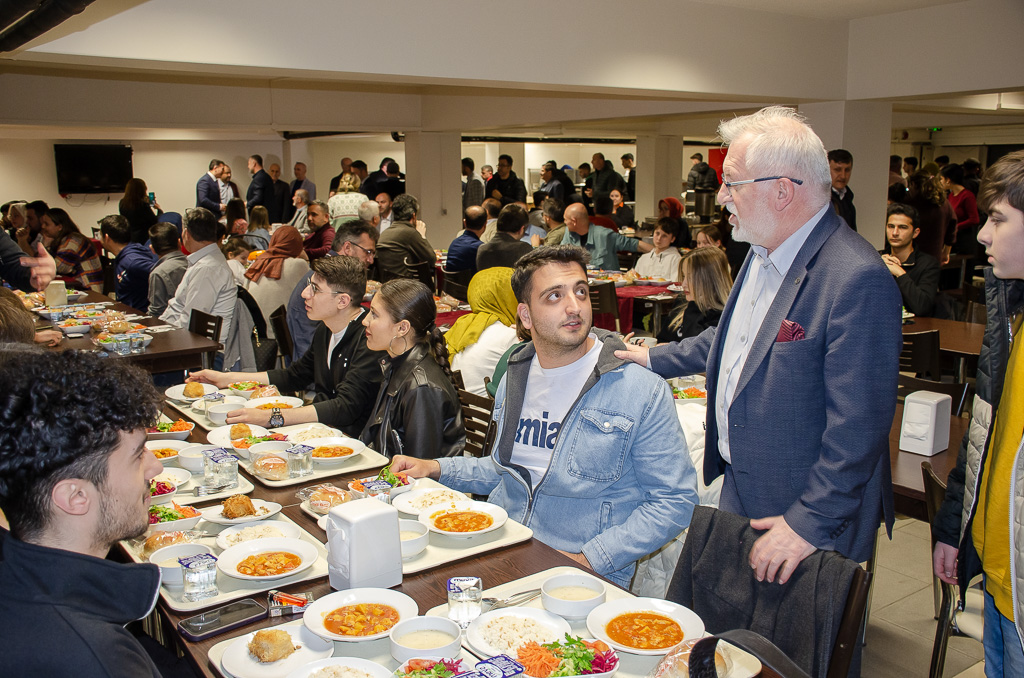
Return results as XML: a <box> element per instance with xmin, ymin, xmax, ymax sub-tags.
<box><xmin>243</xmin><ymin>225</ymin><xmax>308</xmax><ymax>337</ymax></box>
<box><xmin>445</xmin><ymin>266</ymin><xmax>520</xmax><ymax>397</ymax></box>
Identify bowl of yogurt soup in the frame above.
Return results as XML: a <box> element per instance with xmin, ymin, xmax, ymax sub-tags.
<box><xmin>389</xmin><ymin>616</ymin><xmax>463</xmax><ymax>662</ymax></box>
<box><xmin>399</xmin><ymin>519</ymin><xmax>429</xmax><ymax>559</ymax></box>
<box><xmin>541</xmin><ymin>572</ymin><xmax>607</xmax><ymax>618</ymax></box>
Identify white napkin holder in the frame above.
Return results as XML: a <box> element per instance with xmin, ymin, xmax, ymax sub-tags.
<box><xmin>326</xmin><ymin>497</ymin><xmax>402</xmax><ymax>590</ymax></box>
<box><xmin>899</xmin><ymin>391</ymin><xmax>951</xmax><ymax>456</ymax></box>
<box><xmin>44</xmin><ymin>280</ymin><xmax>67</xmax><ymax>308</ymax></box>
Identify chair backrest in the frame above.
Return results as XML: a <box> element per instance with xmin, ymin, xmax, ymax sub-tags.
<box><xmin>589</xmin><ymin>280</ymin><xmax>618</xmax><ymax>317</ymax></box>
<box><xmin>921</xmin><ymin>461</ymin><xmax>948</xmax><ymax>536</ymax></box>
<box><xmin>900</xmin><ymin>330</ymin><xmax>942</xmax><ymax>381</ymax></box>
<box><xmin>269</xmin><ymin>305</ymin><xmax>293</xmax><ymax>365</ymax></box>
<box><xmin>458</xmin><ymin>386</ymin><xmax>496</xmax><ymax>458</ymax></box>
<box><xmin>236</xmin><ymin>286</ymin><xmax>268</xmax><ymax>339</ymax></box>
<box><xmin>898</xmin><ymin>374</ymin><xmax>971</xmax><ymax>417</ymax></box>
<box><xmin>443</xmin><ymin>268</ymin><xmax>474</xmax><ymax>303</ymax></box>
<box><xmin>962</xmin><ymin>281</ymin><xmax>986</xmax><ymax>324</ymax></box>
<box><xmin>825</xmin><ymin>566</ymin><xmax>872</xmax><ymax>678</ymax></box>
<box><xmin>188</xmin><ymin>309</ymin><xmax>222</xmax><ymax>342</ymax></box>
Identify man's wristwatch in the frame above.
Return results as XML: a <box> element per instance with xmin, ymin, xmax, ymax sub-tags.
<box><xmin>268</xmin><ymin>407</ymin><xmax>284</xmax><ymax>429</ymax></box>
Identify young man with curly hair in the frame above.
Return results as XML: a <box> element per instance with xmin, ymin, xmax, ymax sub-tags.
<box><xmin>0</xmin><ymin>349</ymin><xmax>167</xmax><ymax>677</ymax></box>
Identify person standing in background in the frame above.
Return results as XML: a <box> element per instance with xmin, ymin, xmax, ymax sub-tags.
<box><xmin>462</xmin><ymin>157</ymin><xmax>485</xmax><ymax>209</ymax></box>
<box><xmin>828</xmin><ymin>149</ymin><xmax>856</xmax><ymax>231</ymax></box>
<box><xmin>119</xmin><ymin>178</ymin><xmax>162</xmax><ymax>244</ymax></box>
<box><xmin>267</xmin><ymin>163</ymin><xmax>291</xmax><ymax>224</ymax></box>
<box><xmin>291</xmin><ymin>162</ymin><xmax>316</xmax><ymax>201</ymax></box>
<box><xmin>196</xmin><ymin>159</ymin><xmax>226</xmax><ymax>215</ymax></box>
<box><xmin>245</xmin><ymin>155</ymin><xmax>274</xmax><ymax>217</ymax></box>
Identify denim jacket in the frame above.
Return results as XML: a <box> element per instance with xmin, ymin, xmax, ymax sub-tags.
<box><xmin>439</xmin><ymin>330</ymin><xmax>698</xmax><ymax>587</ymax></box>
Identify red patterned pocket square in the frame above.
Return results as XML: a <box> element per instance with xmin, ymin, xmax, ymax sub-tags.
<box><xmin>776</xmin><ymin>319</ymin><xmax>806</xmax><ymax>342</ymax></box>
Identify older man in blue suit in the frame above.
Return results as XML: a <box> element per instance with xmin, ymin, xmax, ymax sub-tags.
<box><xmin>617</xmin><ymin>106</ymin><xmax>901</xmax><ymax>584</ymax></box>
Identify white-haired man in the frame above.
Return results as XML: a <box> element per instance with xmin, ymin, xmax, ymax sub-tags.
<box><xmin>617</xmin><ymin>106</ymin><xmax>902</xmax><ymax>584</ymax></box>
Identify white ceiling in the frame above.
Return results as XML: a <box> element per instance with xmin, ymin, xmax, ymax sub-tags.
<box><xmin>691</xmin><ymin>0</ymin><xmax>967</xmax><ymax>20</ymax></box>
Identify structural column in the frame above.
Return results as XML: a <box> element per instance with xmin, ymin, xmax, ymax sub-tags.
<box><xmin>404</xmin><ymin>131</ymin><xmax>464</xmax><ymax>247</ymax></box>
<box><xmin>635</xmin><ymin>135</ymin><xmax>685</xmax><ymax>222</ymax></box>
<box><xmin>799</xmin><ymin>101</ymin><xmax>893</xmax><ymax>249</ymax></box>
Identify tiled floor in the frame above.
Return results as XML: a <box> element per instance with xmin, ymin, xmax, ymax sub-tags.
<box><xmin>863</xmin><ymin>517</ymin><xmax>984</xmax><ymax>677</ymax></box>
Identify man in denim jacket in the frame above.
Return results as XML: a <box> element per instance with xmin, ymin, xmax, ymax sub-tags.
<box><xmin>392</xmin><ymin>245</ymin><xmax>698</xmax><ymax>587</ymax></box>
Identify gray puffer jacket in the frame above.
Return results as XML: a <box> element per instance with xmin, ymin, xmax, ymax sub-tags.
<box><xmin>933</xmin><ymin>268</ymin><xmax>1024</xmax><ymax>644</ymax></box>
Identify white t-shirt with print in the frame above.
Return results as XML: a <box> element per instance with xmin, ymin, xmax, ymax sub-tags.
<box><xmin>509</xmin><ymin>337</ymin><xmax>603</xmax><ymax>485</ymax></box>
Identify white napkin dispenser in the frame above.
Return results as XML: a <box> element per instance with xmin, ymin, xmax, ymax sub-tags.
<box><xmin>44</xmin><ymin>280</ymin><xmax>67</xmax><ymax>308</ymax></box>
<box><xmin>326</xmin><ymin>497</ymin><xmax>402</xmax><ymax>590</ymax></box>
<box><xmin>899</xmin><ymin>391</ymin><xmax>952</xmax><ymax>456</ymax></box>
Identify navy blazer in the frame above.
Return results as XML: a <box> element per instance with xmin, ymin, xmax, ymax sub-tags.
<box><xmin>246</xmin><ymin>169</ymin><xmax>274</xmax><ymax>214</ymax></box>
<box><xmin>196</xmin><ymin>173</ymin><xmax>221</xmax><ymax>213</ymax></box>
<box><xmin>649</xmin><ymin>207</ymin><xmax>901</xmax><ymax>562</ymax></box>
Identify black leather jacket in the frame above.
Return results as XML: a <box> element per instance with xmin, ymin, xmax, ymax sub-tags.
<box><xmin>359</xmin><ymin>343</ymin><xmax>465</xmax><ymax>459</ymax></box>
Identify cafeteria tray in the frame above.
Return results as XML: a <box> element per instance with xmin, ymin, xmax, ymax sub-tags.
<box><xmin>426</xmin><ymin>566</ymin><xmax>760</xmax><ymax>678</ymax></box>
<box><xmin>165</xmin><ymin>389</ymin><xmax>235</xmax><ymax>431</ymax></box>
<box><xmin>306</xmin><ymin>478</ymin><xmax>534</xmax><ymax>575</ymax></box>
<box><xmin>239</xmin><ymin>423</ymin><xmax>389</xmax><ymax>488</ymax></box>
<box><xmin>123</xmin><ymin>512</ymin><xmax>328</xmax><ymax>613</ymax></box>
<box><xmin>207</xmin><ymin>618</ymin><xmax>479</xmax><ymax>678</ymax></box>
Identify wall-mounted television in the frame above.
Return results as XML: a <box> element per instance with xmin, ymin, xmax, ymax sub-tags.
<box><xmin>53</xmin><ymin>143</ymin><xmax>134</xmax><ymax>194</ymax></box>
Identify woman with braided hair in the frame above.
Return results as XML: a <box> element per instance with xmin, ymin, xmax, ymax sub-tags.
<box><xmin>360</xmin><ymin>279</ymin><xmax>465</xmax><ymax>458</ymax></box>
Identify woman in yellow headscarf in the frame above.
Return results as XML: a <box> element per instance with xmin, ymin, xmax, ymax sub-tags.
<box><xmin>446</xmin><ymin>267</ymin><xmax>520</xmax><ymax>396</ymax></box>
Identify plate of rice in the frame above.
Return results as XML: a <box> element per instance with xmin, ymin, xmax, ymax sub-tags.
<box><xmin>284</xmin><ymin>657</ymin><xmax>392</xmax><ymax>678</ymax></box>
<box><xmin>391</xmin><ymin>488</ymin><xmax>469</xmax><ymax>516</ymax></box>
<box><xmin>466</xmin><ymin>608</ymin><xmax>571</xmax><ymax>658</ymax></box>
<box><xmin>215</xmin><ymin>519</ymin><xmax>301</xmax><ymax>550</ymax></box>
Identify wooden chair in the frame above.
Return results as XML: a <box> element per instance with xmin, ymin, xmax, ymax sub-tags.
<box><xmin>451</xmin><ymin>370</ymin><xmax>466</xmax><ymax>390</ymax></box>
<box><xmin>458</xmin><ymin>387</ymin><xmax>496</xmax><ymax>458</ymax></box>
<box><xmin>898</xmin><ymin>374</ymin><xmax>971</xmax><ymax>417</ymax></box>
<box><xmin>187</xmin><ymin>309</ymin><xmax>222</xmax><ymax>369</ymax></box>
<box><xmin>589</xmin><ymin>280</ymin><xmax>620</xmax><ymax>333</ymax></box>
<box><xmin>269</xmin><ymin>305</ymin><xmax>293</xmax><ymax>369</ymax></box>
<box><xmin>442</xmin><ymin>267</ymin><xmax>474</xmax><ymax>303</ymax></box>
<box><xmin>961</xmin><ymin>281</ymin><xmax>986</xmax><ymax>325</ymax></box>
<box><xmin>901</xmin><ymin>330</ymin><xmax>943</xmax><ymax>381</ymax></box>
<box><xmin>923</xmin><ymin>462</ymin><xmax>984</xmax><ymax>678</ymax></box>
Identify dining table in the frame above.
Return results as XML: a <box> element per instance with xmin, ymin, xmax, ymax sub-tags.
<box><xmin>138</xmin><ymin>402</ymin><xmax>784</xmax><ymax>678</ymax></box>
<box><xmin>592</xmin><ymin>284</ymin><xmax>677</xmax><ymax>335</ymax></box>
<box><xmin>889</xmin><ymin>401</ymin><xmax>968</xmax><ymax>522</ymax></box>
<box><xmin>902</xmin><ymin>316</ymin><xmax>985</xmax><ymax>383</ymax></box>
<box><xmin>37</xmin><ymin>290</ymin><xmax>222</xmax><ymax>373</ymax></box>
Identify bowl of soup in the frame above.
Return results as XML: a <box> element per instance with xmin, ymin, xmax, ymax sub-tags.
<box><xmin>399</xmin><ymin>519</ymin><xmax>429</xmax><ymax>559</ymax></box>
<box><xmin>541</xmin><ymin>572</ymin><xmax>607</xmax><ymax>618</ymax></box>
<box><xmin>389</xmin><ymin>616</ymin><xmax>462</xmax><ymax>663</ymax></box>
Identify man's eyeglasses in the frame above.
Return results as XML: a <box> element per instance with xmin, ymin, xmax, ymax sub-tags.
<box><xmin>306</xmin><ymin>280</ymin><xmax>342</xmax><ymax>296</ymax></box>
<box><xmin>350</xmin><ymin>242</ymin><xmax>375</xmax><ymax>258</ymax></box>
<box><xmin>721</xmin><ymin>176</ymin><xmax>804</xmax><ymax>196</ymax></box>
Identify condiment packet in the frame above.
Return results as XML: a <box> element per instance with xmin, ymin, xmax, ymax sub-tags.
<box><xmin>267</xmin><ymin>589</ymin><xmax>314</xmax><ymax>616</ymax></box>
<box><xmin>460</xmin><ymin>655</ymin><xmax>524</xmax><ymax>678</ymax></box>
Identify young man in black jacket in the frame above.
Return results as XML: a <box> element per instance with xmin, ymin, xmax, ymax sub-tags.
<box><xmin>880</xmin><ymin>203</ymin><xmax>940</xmax><ymax>317</ymax></box>
<box><xmin>0</xmin><ymin>349</ymin><xmax>167</xmax><ymax>677</ymax></box>
<box><xmin>190</xmin><ymin>255</ymin><xmax>383</xmax><ymax>436</ymax></box>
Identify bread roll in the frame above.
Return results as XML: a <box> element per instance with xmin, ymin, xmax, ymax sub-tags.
<box><xmin>651</xmin><ymin>638</ymin><xmax>729</xmax><ymax>678</ymax></box>
<box><xmin>253</xmin><ymin>455</ymin><xmax>289</xmax><ymax>481</ymax></box>
<box><xmin>309</xmin><ymin>486</ymin><xmax>351</xmax><ymax>514</ymax></box>
<box><xmin>143</xmin><ymin>531</ymin><xmax>188</xmax><ymax>558</ymax></box>
<box><xmin>183</xmin><ymin>382</ymin><xmax>206</xmax><ymax>398</ymax></box>
<box><xmin>251</xmin><ymin>385</ymin><xmax>280</xmax><ymax>399</ymax></box>
<box><xmin>229</xmin><ymin>423</ymin><xmax>252</xmax><ymax>440</ymax></box>
<box><xmin>221</xmin><ymin>494</ymin><xmax>257</xmax><ymax>519</ymax></box>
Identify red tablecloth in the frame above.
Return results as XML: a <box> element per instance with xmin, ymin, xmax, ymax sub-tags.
<box><xmin>594</xmin><ymin>285</ymin><xmax>672</xmax><ymax>332</ymax></box>
<box><xmin>437</xmin><ymin>309</ymin><xmax>471</xmax><ymax>329</ymax></box>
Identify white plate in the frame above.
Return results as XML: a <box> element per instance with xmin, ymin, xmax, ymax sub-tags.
<box><xmin>392</xmin><ymin>487</ymin><xmax>469</xmax><ymax>516</ymax></box>
<box><xmin>285</xmin><ymin>657</ymin><xmax>393</xmax><ymax>678</ymax></box>
<box><xmin>283</xmin><ymin>424</ymin><xmax>344</xmax><ymax>443</ymax></box>
<box><xmin>244</xmin><ymin>396</ymin><xmax>305</xmax><ymax>411</ymax></box>
<box><xmin>208</xmin><ymin>423</ymin><xmax>271</xmax><ymax>448</ymax></box>
<box><xmin>303</xmin><ymin>436</ymin><xmax>366</xmax><ymax>465</ymax></box>
<box><xmin>303</xmin><ymin>588</ymin><xmax>418</xmax><ymax>642</ymax></box>
<box><xmin>585</xmin><ymin>598</ymin><xmax>705</xmax><ymax>656</ymax></box>
<box><xmin>666</xmin><ymin>284</ymin><xmax>684</xmax><ymax>293</ymax></box>
<box><xmin>154</xmin><ymin>467</ymin><xmax>192</xmax><ymax>489</ymax></box>
<box><xmin>58</xmin><ymin>322</ymin><xmax>91</xmax><ymax>335</ymax></box>
<box><xmin>216</xmin><ymin>537</ymin><xmax>318</xmax><ymax>581</ymax></box>
<box><xmin>635</xmin><ymin>279</ymin><xmax>673</xmax><ymax>287</ymax></box>
<box><xmin>146</xmin><ymin>439</ymin><xmax>192</xmax><ymax>464</ymax></box>
<box><xmin>419</xmin><ymin>500</ymin><xmax>507</xmax><ymax>538</ymax></box>
<box><xmin>201</xmin><ymin>499</ymin><xmax>283</xmax><ymax>525</ymax></box>
<box><xmin>466</xmin><ymin>607</ymin><xmax>571</xmax><ymax>657</ymax></box>
<box><xmin>165</xmin><ymin>382</ymin><xmax>219</xmax><ymax>402</ymax></box>
<box><xmin>222</xmin><ymin>625</ymin><xmax>333</xmax><ymax>678</ymax></box>
<box><xmin>216</xmin><ymin>519</ymin><xmax>303</xmax><ymax>550</ymax></box>
<box><xmin>149</xmin><ymin>478</ymin><xmax>178</xmax><ymax>505</ymax></box>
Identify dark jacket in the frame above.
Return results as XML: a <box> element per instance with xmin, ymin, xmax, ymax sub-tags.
<box><xmin>271</xmin><ymin>179</ymin><xmax>291</xmax><ymax>224</ymax></box>
<box><xmin>933</xmin><ymin>272</ymin><xmax>1024</xmax><ymax>615</ymax></box>
<box><xmin>476</xmin><ymin>232</ymin><xmax>532</xmax><ymax>271</ymax></box>
<box><xmin>830</xmin><ymin>186</ymin><xmax>857</xmax><ymax>232</ymax></box>
<box><xmin>0</xmin><ymin>529</ymin><xmax>162</xmax><ymax>677</ymax></box>
<box><xmin>268</xmin><ymin>309</ymin><xmax>383</xmax><ymax>436</ymax></box>
<box><xmin>196</xmin><ymin>173</ymin><xmax>221</xmax><ymax>213</ymax></box>
<box><xmin>114</xmin><ymin>243</ymin><xmax>158</xmax><ymax>312</ymax></box>
<box><xmin>667</xmin><ymin>507</ymin><xmax>858</xmax><ymax>678</ymax></box>
<box><xmin>0</xmin><ymin>228</ymin><xmax>32</xmax><ymax>291</ymax></box>
<box><xmin>360</xmin><ymin>343</ymin><xmax>465</xmax><ymax>459</ymax></box>
<box><xmin>892</xmin><ymin>248</ymin><xmax>940</xmax><ymax>317</ymax></box>
<box><xmin>657</xmin><ymin>300</ymin><xmax>723</xmax><ymax>344</ymax></box>
<box><xmin>626</xmin><ymin>167</ymin><xmax>636</xmax><ymax>201</ymax></box>
<box><xmin>588</xmin><ymin>165</ymin><xmax>626</xmax><ymax>198</ymax></box>
<box><xmin>246</xmin><ymin>168</ymin><xmax>275</xmax><ymax>215</ymax></box>
<box><xmin>485</xmin><ymin>171</ymin><xmax>527</xmax><ymax>206</ymax></box>
<box><xmin>376</xmin><ymin>221</ymin><xmax>436</xmax><ymax>289</ymax></box>
<box><xmin>118</xmin><ymin>200</ymin><xmax>161</xmax><ymax>244</ymax></box>
<box><xmin>687</xmin><ymin>162</ymin><xmax>719</xmax><ymax>191</ymax></box>
<box><xmin>446</xmin><ymin>229</ymin><xmax>483</xmax><ymax>274</ymax></box>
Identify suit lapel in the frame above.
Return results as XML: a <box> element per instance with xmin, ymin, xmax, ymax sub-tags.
<box><xmin>732</xmin><ymin>209</ymin><xmax>841</xmax><ymax>399</ymax></box>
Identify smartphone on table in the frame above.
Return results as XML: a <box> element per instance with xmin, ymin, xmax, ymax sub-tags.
<box><xmin>177</xmin><ymin>598</ymin><xmax>267</xmax><ymax>642</ymax></box>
